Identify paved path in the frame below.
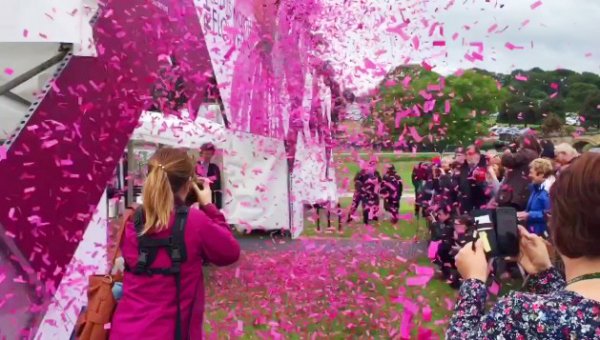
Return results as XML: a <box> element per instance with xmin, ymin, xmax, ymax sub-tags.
<box><xmin>238</xmin><ymin>236</ymin><xmax>427</xmax><ymax>259</ymax></box>
<box><xmin>338</xmin><ymin>192</ymin><xmax>416</xmax><ymax>198</ymax></box>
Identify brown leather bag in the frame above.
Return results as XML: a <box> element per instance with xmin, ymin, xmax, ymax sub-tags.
<box><xmin>75</xmin><ymin>208</ymin><xmax>134</xmax><ymax>340</ymax></box>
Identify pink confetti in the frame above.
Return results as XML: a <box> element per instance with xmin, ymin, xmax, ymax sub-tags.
<box><xmin>406</xmin><ymin>276</ymin><xmax>431</xmax><ymax>286</ymax></box>
<box><xmin>432</xmin><ymin>40</ymin><xmax>446</xmax><ymax>47</ymax></box>
<box><xmin>427</xmin><ymin>241</ymin><xmax>440</xmax><ymax>260</ymax></box>
<box><xmin>412</xmin><ymin>36</ymin><xmax>420</xmax><ymax>50</ymax></box>
<box><xmin>414</xmin><ymin>266</ymin><xmax>435</xmax><ymax>277</ymax></box>
<box><xmin>4</xmin><ymin>68</ymin><xmax>14</xmax><ymax>76</ymax></box>
<box><xmin>0</xmin><ymin>146</ymin><xmax>6</xmax><ymax>161</ymax></box>
<box><xmin>505</xmin><ymin>42</ymin><xmax>524</xmax><ymax>50</ymax></box>
<box><xmin>386</xmin><ymin>24</ymin><xmax>410</xmax><ymax>41</ymax></box>
<box><xmin>23</xmin><ymin>29</ymin><xmax>29</xmax><ymax>37</ymax></box>
<box><xmin>42</xmin><ymin>140</ymin><xmax>59</xmax><ymax>149</ymax></box>
<box><xmin>530</xmin><ymin>1</ymin><xmax>543</xmax><ymax>10</ymax></box>
<box><xmin>515</xmin><ymin>74</ymin><xmax>528</xmax><ymax>82</ymax></box>
<box><xmin>422</xmin><ymin>306</ymin><xmax>432</xmax><ymax>322</ymax></box>
<box><xmin>488</xmin><ymin>281</ymin><xmax>500</xmax><ymax>295</ymax></box>
<box><xmin>409</xmin><ymin>127</ymin><xmax>424</xmax><ymax>143</ymax></box>
<box><xmin>399</xmin><ymin>310</ymin><xmax>414</xmax><ymax>339</ymax></box>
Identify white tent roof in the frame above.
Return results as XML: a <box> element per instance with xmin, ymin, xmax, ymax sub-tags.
<box><xmin>132</xmin><ymin>111</ymin><xmax>228</xmax><ymax>148</ymax></box>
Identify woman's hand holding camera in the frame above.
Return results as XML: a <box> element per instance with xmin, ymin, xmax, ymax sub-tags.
<box><xmin>192</xmin><ymin>178</ymin><xmax>212</xmax><ymax>206</ymax></box>
<box><xmin>517</xmin><ymin>225</ymin><xmax>552</xmax><ymax>275</ymax></box>
<box><xmin>455</xmin><ymin>239</ymin><xmax>489</xmax><ymax>283</ymax></box>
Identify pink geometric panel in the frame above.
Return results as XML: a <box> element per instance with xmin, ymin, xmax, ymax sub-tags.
<box><xmin>0</xmin><ymin>0</ymin><xmax>213</xmax><ymax>332</ymax></box>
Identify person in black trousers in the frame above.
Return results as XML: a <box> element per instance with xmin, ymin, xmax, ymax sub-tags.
<box><xmin>381</xmin><ymin>164</ymin><xmax>403</xmax><ymax>223</ymax></box>
<box><xmin>348</xmin><ymin>161</ymin><xmax>381</xmax><ymax>224</ymax></box>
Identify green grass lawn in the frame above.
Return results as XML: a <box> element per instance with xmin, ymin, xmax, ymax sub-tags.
<box><xmin>203</xmin><ymin>247</ymin><xmax>458</xmax><ymax>339</ymax></box>
<box><xmin>334</xmin><ymin>152</ymin><xmax>441</xmax><ymax>194</ymax></box>
<box><xmin>302</xmin><ymin>196</ymin><xmax>429</xmax><ymax>240</ymax></box>
<box><xmin>206</xmin><ymin>194</ymin><xmax>524</xmax><ymax>339</ymax></box>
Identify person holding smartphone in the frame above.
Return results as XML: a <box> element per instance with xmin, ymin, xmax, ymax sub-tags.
<box><xmin>447</xmin><ymin>152</ymin><xmax>600</xmax><ymax>339</ymax></box>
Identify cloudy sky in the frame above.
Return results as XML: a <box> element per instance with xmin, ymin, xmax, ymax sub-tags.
<box><xmin>319</xmin><ymin>0</ymin><xmax>600</xmax><ymax>93</ymax></box>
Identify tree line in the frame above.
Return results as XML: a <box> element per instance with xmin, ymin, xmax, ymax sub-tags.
<box><xmin>364</xmin><ymin>66</ymin><xmax>600</xmax><ymax>151</ymax></box>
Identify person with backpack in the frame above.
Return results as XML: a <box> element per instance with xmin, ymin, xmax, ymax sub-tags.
<box><xmin>109</xmin><ymin>147</ymin><xmax>240</xmax><ymax>339</ymax></box>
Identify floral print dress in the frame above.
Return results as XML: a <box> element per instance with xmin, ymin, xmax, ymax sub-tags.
<box><xmin>447</xmin><ymin>267</ymin><xmax>600</xmax><ymax>339</ymax></box>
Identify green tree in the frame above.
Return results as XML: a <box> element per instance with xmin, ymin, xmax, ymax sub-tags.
<box><xmin>541</xmin><ymin>113</ymin><xmax>563</xmax><ymax>135</ymax></box>
<box><xmin>566</xmin><ymin>82</ymin><xmax>598</xmax><ymax>107</ymax></box>
<box><xmin>369</xmin><ymin>67</ymin><xmax>507</xmax><ymax>150</ymax></box>
<box><xmin>540</xmin><ymin>98</ymin><xmax>566</xmax><ymax>119</ymax></box>
<box><xmin>581</xmin><ymin>91</ymin><xmax>600</xmax><ymax>129</ymax></box>
<box><xmin>500</xmin><ymin>94</ymin><xmax>540</xmax><ymax>126</ymax></box>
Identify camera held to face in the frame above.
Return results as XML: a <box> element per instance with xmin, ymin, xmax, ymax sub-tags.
<box><xmin>461</xmin><ymin>207</ymin><xmax>520</xmax><ymax>259</ymax></box>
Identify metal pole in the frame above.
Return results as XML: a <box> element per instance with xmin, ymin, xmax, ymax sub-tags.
<box><xmin>0</xmin><ymin>49</ymin><xmax>69</xmax><ymax>96</ymax></box>
<box><xmin>127</xmin><ymin>142</ymin><xmax>135</xmax><ymax>206</ymax></box>
<box><xmin>4</xmin><ymin>91</ymin><xmax>31</xmax><ymax>106</ymax></box>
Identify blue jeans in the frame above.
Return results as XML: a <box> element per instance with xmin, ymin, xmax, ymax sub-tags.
<box><xmin>112</xmin><ymin>282</ymin><xmax>123</xmax><ymax>301</ymax></box>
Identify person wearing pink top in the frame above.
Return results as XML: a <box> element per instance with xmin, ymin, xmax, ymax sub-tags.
<box><xmin>110</xmin><ymin>147</ymin><xmax>240</xmax><ymax>339</ymax></box>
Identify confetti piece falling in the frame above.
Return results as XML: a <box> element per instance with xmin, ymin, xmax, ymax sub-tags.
<box><xmin>530</xmin><ymin>1</ymin><xmax>543</xmax><ymax>10</ymax></box>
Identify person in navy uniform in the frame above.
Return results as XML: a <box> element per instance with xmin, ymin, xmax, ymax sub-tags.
<box><xmin>348</xmin><ymin>160</ymin><xmax>382</xmax><ymax>224</ymax></box>
<box><xmin>195</xmin><ymin>143</ymin><xmax>222</xmax><ymax>209</ymax></box>
<box><xmin>381</xmin><ymin>164</ymin><xmax>403</xmax><ymax>223</ymax></box>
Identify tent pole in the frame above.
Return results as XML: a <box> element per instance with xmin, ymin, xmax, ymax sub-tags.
<box><xmin>0</xmin><ymin>47</ymin><xmax>70</xmax><ymax>96</ymax></box>
<box><xmin>126</xmin><ymin>142</ymin><xmax>135</xmax><ymax>206</ymax></box>
<box><xmin>4</xmin><ymin>91</ymin><xmax>31</xmax><ymax>106</ymax></box>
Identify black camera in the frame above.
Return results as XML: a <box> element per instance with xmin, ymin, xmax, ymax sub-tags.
<box><xmin>465</xmin><ymin>208</ymin><xmax>520</xmax><ymax>258</ymax></box>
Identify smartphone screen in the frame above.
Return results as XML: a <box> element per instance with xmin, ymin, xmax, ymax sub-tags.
<box><xmin>495</xmin><ymin>207</ymin><xmax>519</xmax><ymax>257</ymax></box>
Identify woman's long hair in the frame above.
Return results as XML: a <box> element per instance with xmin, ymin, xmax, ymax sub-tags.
<box><xmin>142</xmin><ymin>147</ymin><xmax>194</xmax><ymax>234</ymax></box>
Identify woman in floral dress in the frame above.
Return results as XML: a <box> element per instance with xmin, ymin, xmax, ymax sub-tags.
<box><xmin>448</xmin><ymin>152</ymin><xmax>600</xmax><ymax>339</ymax></box>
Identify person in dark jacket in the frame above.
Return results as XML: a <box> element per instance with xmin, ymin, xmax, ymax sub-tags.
<box><xmin>431</xmin><ymin>156</ymin><xmax>457</xmax><ymax>215</ymax></box>
<box><xmin>348</xmin><ymin>161</ymin><xmax>382</xmax><ymax>224</ymax></box>
<box><xmin>381</xmin><ymin>164</ymin><xmax>403</xmax><ymax>223</ymax></box>
<box><xmin>455</xmin><ymin>145</ymin><xmax>489</xmax><ymax>213</ymax></box>
<box><xmin>496</xmin><ymin>135</ymin><xmax>541</xmax><ymax>211</ymax></box>
<box><xmin>517</xmin><ymin>158</ymin><xmax>552</xmax><ymax>237</ymax></box>
<box><xmin>416</xmin><ymin>163</ymin><xmax>435</xmax><ymax>218</ymax></box>
<box><xmin>412</xmin><ymin>162</ymin><xmax>426</xmax><ymax>216</ymax></box>
<box><xmin>195</xmin><ymin>143</ymin><xmax>223</xmax><ymax>209</ymax></box>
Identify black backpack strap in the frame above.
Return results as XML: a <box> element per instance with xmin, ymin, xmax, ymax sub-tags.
<box><xmin>127</xmin><ymin>205</ymin><xmax>189</xmax><ymax>340</ymax></box>
<box><xmin>171</xmin><ymin>206</ymin><xmax>189</xmax><ymax>340</ymax></box>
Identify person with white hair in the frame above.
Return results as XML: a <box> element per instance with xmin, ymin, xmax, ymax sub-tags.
<box><xmin>554</xmin><ymin>143</ymin><xmax>579</xmax><ymax>176</ymax></box>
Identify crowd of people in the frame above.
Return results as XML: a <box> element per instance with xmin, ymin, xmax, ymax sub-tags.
<box><xmin>411</xmin><ymin>135</ymin><xmax>582</xmax><ymax>287</ymax></box>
